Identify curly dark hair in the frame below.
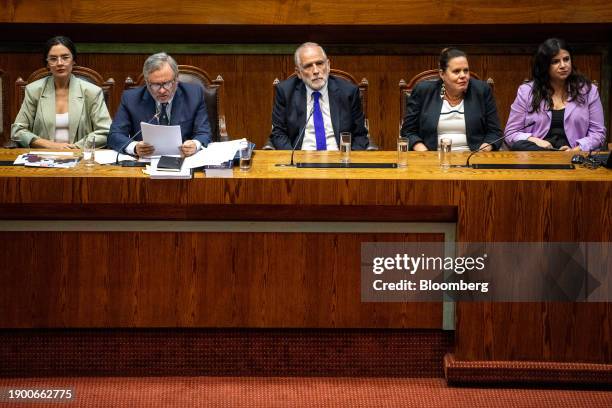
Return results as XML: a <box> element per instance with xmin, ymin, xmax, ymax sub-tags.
<box><xmin>530</xmin><ymin>38</ymin><xmax>591</xmax><ymax>113</ymax></box>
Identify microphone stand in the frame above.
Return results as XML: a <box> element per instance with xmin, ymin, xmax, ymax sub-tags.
<box><xmin>465</xmin><ymin>121</ymin><xmax>536</xmax><ymax>168</ymax></box>
<box><xmin>275</xmin><ymin>107</ymin><xmax>315</xmax><ymax>167</ymax></box>
<box><xmin>115</xmin><ymin>112</ymin><xmax>160</xmax><ymax>165</ymax></box>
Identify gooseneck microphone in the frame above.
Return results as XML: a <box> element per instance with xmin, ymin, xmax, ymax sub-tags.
<box><xmin>276</xmin><ymin>106</ymin><xmax>315</xmax><ymax>167</ymax></box>
<box><xmin>114</xmin><ymin>111</ymin><xmax>161</xmax><ymax>165</ymax></box>
<box><xmin>464</xmin><ymin>121</ymin><xmax>536</xmax><ymax>168</ymax></box>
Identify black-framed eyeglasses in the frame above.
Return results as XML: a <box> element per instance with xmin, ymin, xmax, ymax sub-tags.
<box><xmin>147</xmin><ymin>79</ymin><xmax>176</xmax><ymax>92</ymax></box>
<box><xmin>47</xmin><ymin>55</ymin><xmax>72</xmax><ymax>65</ymax></box>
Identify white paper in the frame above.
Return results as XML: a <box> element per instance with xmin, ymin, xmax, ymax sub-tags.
<box><xmin>13</xmin><ymin>154</ymin><xmax>27</xmax><ymax>165</ymax></box>
<box><xmin>183</xmin><ymin>138</ymin><xmax>247</xmax><ymax>169</ymax></box>
<box><xmin>93</xmin><ymin>149</ymin><xmax>137</xmax><ymax>165</ymax></box>
<box><xmin>141</xmin><ymin>122</ymin><xmax>182</xmax><ymax>157</ymax></box>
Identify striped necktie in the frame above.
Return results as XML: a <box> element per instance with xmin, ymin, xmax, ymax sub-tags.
<box><xmin>159</xmin><ymin>103</ymin><xmax>169</xmax><ymax>125</ymax></box>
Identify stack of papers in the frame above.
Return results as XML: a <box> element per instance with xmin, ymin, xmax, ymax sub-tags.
<box><xmin>183</xmin><ymin>138</ymin><xmax>247</xmax><ymax>169</ymax></box>
<box><xmin>93</xmin><ymin>149</ymin><xmax>139</xmax><ymax>165</ymax></box>
<box><xmin>181</xmin><ymin>138</ymin><xmax>247</xmax><ymax>178</ymax></box>
<box><xmin>143</xmin><ymin>156</ymin><xmax>192</xmax><ymax>179</ymax></box>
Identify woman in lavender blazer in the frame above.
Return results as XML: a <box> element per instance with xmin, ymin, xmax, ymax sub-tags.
<box><xmin>505</xmin><ymin>38</ymin><xmax>606</xmax><ymax>152</ymax></box>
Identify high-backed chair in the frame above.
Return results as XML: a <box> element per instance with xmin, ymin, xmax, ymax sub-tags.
<box><xmin>15</xmin><ymin>66</ymin><xmax>115</xmax><ymax>114</ymax></box>
<box><xmin>125</xmin><ymin>65</ymin><xmax>226</xmax><ymax>142</ymax></box>
<box><xmin>398</xmin><ymin>69</ymin><xmax>494</xmax><ymax>127</ymax></box>
<box><xmin>0</xmin><ymin>69</ymin><xmax>8</xmax><ymax>145</ymax></box>
<box><xmin>263</xmin><ymin>69</ymin><xmax>378</xmax><ymax>150</ymax></box>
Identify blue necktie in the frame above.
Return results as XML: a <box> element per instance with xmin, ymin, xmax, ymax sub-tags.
<box><xmin>312</xmin><ymin>91</ymin><xmax>327</xmax><ymax>150</ymax></box>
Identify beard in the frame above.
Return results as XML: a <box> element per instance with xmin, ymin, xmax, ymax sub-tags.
<box><xmin>303</xmin><ymin>75</ymin><xmax>328</xmax><ymax>91</ymax></box>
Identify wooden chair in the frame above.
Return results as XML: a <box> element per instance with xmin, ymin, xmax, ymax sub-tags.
<box><xmin>398</xmin><ymin>69</ymin><xmax>494</xmax><ymax>127</ymax></box>
<box><xmin>263</xmin><ymin>68</ymin><xmax>378</xmax><ymax>150</ymax></box>
<box><xmin>125</xmin><ymin>65</ymin><xmax>226</xmax><ymax>142</ymax></box>
<box><xmin>15</xmin><ymin>66</ymin><xmax>115</xmax><ymax>114</ymax></box>
<box><xmin>0</xmin><ymin>69</ymin><xmax>9</xmax><ymax>145</ymax></box>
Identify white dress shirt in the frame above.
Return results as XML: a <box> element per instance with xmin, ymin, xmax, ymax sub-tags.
<box><xmin>301</xmin><ymin>84</ymin><xmax>338</xmax><ymax>151</ymax></box>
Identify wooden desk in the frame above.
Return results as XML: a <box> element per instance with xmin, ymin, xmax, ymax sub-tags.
<box><xmin>1</xmin><ymin>149</ymin><xmax>611</xmax><ymax>382</ymax></box>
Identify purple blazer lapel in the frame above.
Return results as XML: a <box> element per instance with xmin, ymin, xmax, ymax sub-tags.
<box><xmin>564</xmin><ymin>98</ymin><xmax>578</xmax><ymax>122</ymax></box>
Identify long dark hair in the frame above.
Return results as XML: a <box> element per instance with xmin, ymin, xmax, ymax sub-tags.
<box><xmin>530</xmin><ymin>38</ymin><xmax>591</xmax><ymax>113</ymax></box>
<box><xmin>43</xmin><ymin>36</ymin><xmax>77</xmax><ymax>66</ymax></box>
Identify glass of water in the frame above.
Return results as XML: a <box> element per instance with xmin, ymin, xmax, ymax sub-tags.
<box><xmin>439</xmin><ymin>137</ymin><xmax>452</xmax><ymax>169</ymax></box>
<box><xmin>397</xmin><ymin>137</ymin><xmax>409</xmax><ymax>168</ymax></box>
<box><xmin>82</xmin><ymin>135</ymin><xmax>96</xmax><ymax>167</ymax></box>
<box><xmin>239</xmin><ymin>143</ymin><xmax>252</xmax><ymax>171</ymax></box>
<box><xmin>340</xmin><ymin>132</ymin><xmax>351</xmax><ymax>164</ymax></box>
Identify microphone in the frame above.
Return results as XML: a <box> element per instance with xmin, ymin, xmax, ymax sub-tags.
<box><xmin>115</xmin><ymin>111</ymin><xmax>161</xmax><ymax>165</ymax></box>
<box><xmin>465</xmin><ymin>121</ymin><xmax>536</xmax><ymax>168</ymax></box>
<box><xmin>275</xmin><ymin>106</ymin><xmax>315</xmax><ymax>167</ymax></box>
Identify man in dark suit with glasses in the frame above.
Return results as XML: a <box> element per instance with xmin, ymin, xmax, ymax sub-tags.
<box><xmin>108</xmin><ymin>52</ymin><xmax>211</xmax><ymax>157</ymax></box>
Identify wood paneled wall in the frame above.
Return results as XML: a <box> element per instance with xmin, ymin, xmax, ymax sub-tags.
<box><xmin>0</xmin><ymin>51</ymin><xmax>604</xmax><ymax>149</ymax></box>
<box><xmin>3</xmin><ymin>1</ymin><xmax>612</xmax><ymax>25</ymax></box>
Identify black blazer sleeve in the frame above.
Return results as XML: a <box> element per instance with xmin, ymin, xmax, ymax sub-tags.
<box><xmin>270</xmin><ymin>82</ymin><xmax>295</xmax><ymax>150</ymax></box>
<box><xmin>346</xmin><ymin>84</ymin><xmax>369</xmax><ymax>150</ymax></box>
<box><xmin>479</xmin><ymin>81</ymin><xmax>503</xmax><ymax>150</ymax></box>
<box><xmin>400</xmin><ymin>81</ymin><xmax>430</xmax><ymax>150</ymax></box>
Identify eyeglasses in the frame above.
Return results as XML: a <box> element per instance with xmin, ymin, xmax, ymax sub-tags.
<box><xmin>147</xmin><ymin>79</ymin><xmax>176</xmax><ymax>92</ymax></box>
<box><xmin>47</xmin><ymin>55</ymin><xmax>72</xmax><ymax>65</ymax></box>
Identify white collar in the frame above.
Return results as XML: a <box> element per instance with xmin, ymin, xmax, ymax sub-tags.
<box><xmin>306</xmin><ymin>82</ymin><xmax>329</xmax><ymax>101</ymax></box>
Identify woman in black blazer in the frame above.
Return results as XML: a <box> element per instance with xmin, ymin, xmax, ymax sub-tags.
<box><xmin>401</xmin><ymin>48</ymin><xmax>502</xmax><ymax>151</ymax></box>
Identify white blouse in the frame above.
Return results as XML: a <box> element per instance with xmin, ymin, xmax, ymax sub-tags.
<box><xmin>55</xmin><ymin>113</ymin><xmax>70</xmax><ymax>144</ymax></box>
<box><xmin>437</xmin><ymin>100</ymin><xmax>469</xmax><ymax>151</ymax></box>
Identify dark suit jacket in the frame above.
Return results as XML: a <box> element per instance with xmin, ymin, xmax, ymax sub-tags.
<box><xmin>270</xmin><ymin>76</ymin><xmax>369</xmax><ymax>150</ymax></box>
<box><xmin>108</xmin><ymin>82</ymin><xmax>211</xmax><ymax>152</ymax></box>
<box><xmin>400</xmin><ymin>78</ymin><xmax>502</xmax><ymax>151</ymax></box>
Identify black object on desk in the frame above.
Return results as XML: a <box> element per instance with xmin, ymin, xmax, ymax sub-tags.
<box><xmin>119</xmin><ymin>161</ymin><xmax>147</xmax><ymax>167</ymax></box>
<box><xmin>157</xmin><ymin>155</ymin><xmax>184</xmax><ymax>171</ymax></box>
<box><xmin>471</xmin><ymin>163</ymin><xmax>575</xmax><ymax>170</ymax></box>
<box><xmin>296</xmin><ymin>163</ymin><xmax>398</xmax><ymax>168</ymax></box>
<box><xmin>593</xmin><ymin>153</ymin><xmax>611</xmax><ymax>168</ymax></box>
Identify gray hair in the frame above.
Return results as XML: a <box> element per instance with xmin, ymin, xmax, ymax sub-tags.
<box><xmin>294</xmin><ymin>42</ymin><xmax>327</xmax><ymax>68</ymax></box>
<box><xmin>142</xmin><ymin>52</ymin><xmax>179</xmax><ymax>80</ymax></box>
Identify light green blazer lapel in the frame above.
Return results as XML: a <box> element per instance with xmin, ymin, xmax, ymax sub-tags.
<box><xmin>68</xmin><ymin>75</ymin><xmax>84</xmax><ymax>144</ymax></box>
<box><xmin>39</xmin><ymin>76</ymin><xmax>56</xmax><ymax>137</ymax></box>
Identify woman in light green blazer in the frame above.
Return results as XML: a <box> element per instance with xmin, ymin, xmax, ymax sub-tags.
<box><xmin>11</xmin><ymin>36</ymin><xmax>111</xmax><ymax>149</ymax></box>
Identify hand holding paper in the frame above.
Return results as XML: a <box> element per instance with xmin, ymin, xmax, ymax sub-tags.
<box><xmin>141</xmin><ymin>122</ymin><xmax>182</xmax><ymax>157</ymax></box>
